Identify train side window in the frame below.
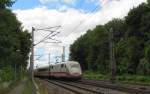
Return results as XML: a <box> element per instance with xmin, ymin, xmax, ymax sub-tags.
<box><xmin>61</xmin><ymin>64</ymin><xmax>64</xmax><ymax>68</ymax></box>
<box><xmin>38</xmin><ymin>68</ymin><xmax>47</xmax><ymax>71</ymax></box>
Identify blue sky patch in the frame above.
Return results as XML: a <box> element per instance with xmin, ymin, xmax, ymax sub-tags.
<box><xmin>12</xmin><ymin>0</ymin><xmax>101</xmax><ymax>12</ymax></box>
<box><xmin>12</xmin><ymin>0</ymin><xmax>40</xmax><ymax>9</ymax></box>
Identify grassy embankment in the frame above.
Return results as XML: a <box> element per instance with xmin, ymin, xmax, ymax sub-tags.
<box><xmin>0</xmin><ymin>80</ymin><xmax>21</xmax><ymax>94</ymax></box>
<box><xmin>22</xmin><ymin>79</ymin><xmax>48</xmax><ymax>94</ymax></box>
<box><xmin>0</xmin><ymin>68</ymin><xmax>26</xmax><ymax>94</ymax></box>
<box><xmin>83</xmin><ymin>71</ymin><xmax>150</xmax><ymax>85</ymax></box>
<box><xmin>22</xmin><ymin>79</ymin><xmax>32</xmax><ymax>94</ymax></box>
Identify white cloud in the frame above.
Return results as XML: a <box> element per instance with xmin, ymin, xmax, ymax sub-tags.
<box><xmin>14</xmin><ymin>0</ymin><xmax>146</xmax><ymax>67</ymax></box>
<box><xmin>100</xmin><ymin>0</ymin><xmax>109</xmax><ymax>6</ymax></box>
<box><xmin>39</xmin><ymin>0</ymin><xmax>58</xmax><ymax>4</ymax></box>
<box><xmin>39</xmin><ymin>0</ymin><xmax>76</xmax><ymax>5</ymax></box>
<box><xmin>63</xmin><ymin>0</ymin><xmax>76</xmax><ymax>4</ymax></box>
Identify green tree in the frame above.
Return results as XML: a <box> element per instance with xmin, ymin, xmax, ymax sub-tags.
<box><xmin>124</xmin><ymin>2</ymin><xmax>150</xmax><ymax>74</ymax></box>
<box><xmin>0</xmin><ymin>0</ymin><xmax>31</xmax><ymax>81</ymax></box>
<box><xmin>70</xmin><ymin>1</ymin><xmax>150</xmax><ymax>76</ymax></box>
<box><xmin>0</xmin><ymin>0</ymin><xmax>15</xmax><ymax>8</ymax></box>
<box><xmin>137</xmin><ymin>58</ymin><xmax>150</xmax><ymax>75</ymax></box>
<box><xmin>70</xmin><ymin>34</ymin><xmax>90</xmax><ymax>70</ymax></box>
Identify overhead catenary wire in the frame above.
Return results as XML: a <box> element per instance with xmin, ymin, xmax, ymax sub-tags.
<box><xmin>60</xmin><ymin>0</ymin><xmax>85</xmax><ymax>28</ymax></box>
<box><xmin>49</xmin><ymin>32</ymin><xmax>60</xmax><ymax>38</ymax></box>
<box><xmin>34</xmin><ymin>55</ymin><xmax>43</xmax><ymax>61</ymax></box>
<box><xmin>35</xmin><ymin>26</ymin><xmax>61</xmax><ymax>38</ymax></box>
<box><xmin>35</xmin><ymin>26</ymin><xmax>61</xmax><ymax>31</ymax></box>
<box><xmin>63</xmin><ymin>0</ymin><xmax>112</xmax><ymax>39</ymax></box>
<box><xmin>33</xmin><ymin>1</ymin><xmax>111</xmax><ymax>62</ymax></box>
<box><xmin>64</xmin><ymin>5</ymin><xmax>100</xmax><ymax>38</ymax></box>
<box><xmin>46</xmin><ymin>37</ymin><xmax>62</xmax><ymax>43</ymax></box>
<box><xmin>34</xmin><ymin>31</ymin><xmax>54</xmax><ymax>46</ymax></box>
<box><xmin>34</xmin><ymin>27</ymin><xmax>61</xmax><ymax>46</ymax></box>
<box><xmin>44</xmin><ymin>41</ymin><xmax>62</xmax><ymax>43</ymax></box>
<box><xmin>33</xmin><ymin>25</ymin><xmax>62</xmax><ymax>63</ymax></box>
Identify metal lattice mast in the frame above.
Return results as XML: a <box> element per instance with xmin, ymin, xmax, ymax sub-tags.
<box><xmin>109</xmin><ymin>28</ymin><xmax>116</xmax><ymax>82</ymax></box>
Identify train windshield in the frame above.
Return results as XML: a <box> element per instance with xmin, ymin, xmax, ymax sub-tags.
<box><xmin>71</xmin><ymin>64</ymin><xmax>79</xmax><ymax>68</ymax></box>
<box><xmin>70</xmin><ymin>63</ymin><xmax>81</xmax><ymax>74</ymax></box>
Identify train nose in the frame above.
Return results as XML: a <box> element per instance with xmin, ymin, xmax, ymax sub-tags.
<box><xmin>70</xmin><ymin>69</ymin><xmax>82</xmax><ymax>76</ymax></box>
<box><xmin>71</xmin><ymin>73</ymin><xmax>81</xmax><ymax>76</ymax></box>
<box><xmin>71</xmin><ymin>68</ymin><xmax>81</xmax><ymax>75</ymax></box>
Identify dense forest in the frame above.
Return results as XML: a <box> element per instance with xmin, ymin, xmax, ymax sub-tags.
<box><xmin>0</xmin><ymin>0</ymin><xmax>31</xmax><ymax>81</ymax></box>
<box><xmin>70</xmin><ymin>0</ymin><xmax>150</xmax><ymax>75</ymax></box>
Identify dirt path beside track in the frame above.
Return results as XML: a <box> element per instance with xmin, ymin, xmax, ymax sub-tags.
<box><xmin>7</xmin><ymin>78</ymin><xmax>27</xmax><ymax>94</ymax></box>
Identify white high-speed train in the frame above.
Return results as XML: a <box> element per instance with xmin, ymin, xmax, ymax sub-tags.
<box><xmin>34</xmin><ymin>61</ymin><xmax>82</xmax><ymax>79</ymax></box>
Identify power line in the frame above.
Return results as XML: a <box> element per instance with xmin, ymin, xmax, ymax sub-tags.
<box><xmin>34</xmin><ymin>31</ymin><xmax>54</xmax><ymax>46</ymax></box>
<box><xmin>42</xmin><ymin>32</ymin><xmax>61</xmax><ymax>43</ymax></box>
<box><xmin>63</xmin><ymin>1</ymin><xmax>111</xmax><ymax>39</ymax></box>
<box><xmin>60</xmin><ymin>0</ymin><xmax>89</xmax><ymax>29</ymax></box>
<box><xmin>34</xmin><ymin>28</ymin><xmax>61</xmax><ymax>46</ymax></box>
<box><xmin>31</xmin><ymin>25</ymin><xmax>62</xmax><ymax>66</ymax></box>
<box><xmin>64</xmin><ymin>5</ymin><xmax>100</xmax><ymax>38</ymax></box>
<box><xmin>48</xmin><ymin>32</ymin><xmax>60</xmax><ymax>38</ymax></box>
<box><xmin>47</xmin><ymin>37</ymin><xmax>62</xmax><ymax>43</ymax></box>
<box><xmin>34</xmin><ymin>55</ymin><xmax>43</xmax><ymax>61</ymax></box>
<box><xmin>44</xmin><ymin>41</ymin><xmax>62</xmax><ymax>43</ymax></box>
<box><xmin>35</xmin><ymin>26</ymin><xmax>61</xmax><ymax>31</ymax></box>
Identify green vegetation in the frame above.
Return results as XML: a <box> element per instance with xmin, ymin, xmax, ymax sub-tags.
<box><xmin>0</xmin><ymin>80</ymin><xmax>20</xmax><ymax>94</ymax></box>
<box><xmin>70</xmin><ymin>0</ymin><xmax>150</xmax><ymax>81</ymax></box>
<box><xmin>22</xmin><ymin>79</ymin><xmax>48</xmax><ymax>94</ymax></box>
<box><xmin>83</xmin><ymin>71</ymin><xmax>108</xmax><ymax>80</ymax></box>
<box><xmin>36</xmin><ymin>79</ymin><xmax>48</xmax><ymax>94</ymax></box>
<box><xmin>0</xmin><ymin>0</ymin><xmax>31</xmax><ymax>82</ymax></box>
<box><xmin>83</xmin><ymin>71</ymin><xmax>150</xmax><ymax>85</ymax></box>
<box><xmin>22</xmin><ymin>80</ymin><xmax>33</xmax><ymax>94</ymax></box>
<box><xmin>0</xmin><ymin>0</ymin><xmax>15</xmax><ymax>8</ymax></box>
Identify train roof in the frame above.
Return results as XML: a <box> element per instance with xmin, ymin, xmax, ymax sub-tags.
<box><xmin>49</xmin><ymin>61</ymin><xmax>79</xmax><ymax>66</ymax></box>
<box><xmin>35</xmin><ymin>61</ymin><xmax>79</xmax><ymax>70</ymax></box>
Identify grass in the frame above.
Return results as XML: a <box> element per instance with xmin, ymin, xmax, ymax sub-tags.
<box><xmin>22</xmin><ymin>79</ymin><xmax>33</xmax><ymax>94</ymax></box>
<box><xmin>0</xmin><ymin>68</ymin><xmax>26</xmax><ymax>94</ymax></box>
<box><xmin>36</xmin><ymin>79</ymin><xmax>48</xmax><ymax>94</ymax></box>
<box><xmin>0</xmin><ymin>83</ymin><xmax>10</xmax><ymax>94</ymax></box>
<box><xmin>0</xmin><ymin>80</ymin><xmax>20</xmax><ymax>94</ymax></box>
<box><xmin>22</xmin><ymin>78</ymin><xmax>48</xmax><ymax>94</ymax></box>
<box><xmin>116</xmin><ymin>75</ymin><xmax>150</xmax><ymax>85</ymax></box>
<box><xmin>83</xmin><ymin>71</ymin><xmax>108</xmax><ymax>80</ymax></box>
<box><xmin>83</xmin><ymin>71</ymin><xmax>150</xmax><ymax>85</ymax></box>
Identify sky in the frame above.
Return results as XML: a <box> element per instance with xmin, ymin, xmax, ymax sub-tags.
<box><xmin>11</xmin><ymin>0</ymin><xmax>147</xmax><ymax>68</ymax></box>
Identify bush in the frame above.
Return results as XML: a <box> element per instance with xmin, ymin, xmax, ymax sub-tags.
<box><xmin>0</xmin><ymin>67</ymin><xmax>14</xmax><ymax>82</ymax></box>
<box><xmin>137</xmin><ymin>58</ymin><xmax>150</xmax><ymax>75</ymax></box>
<box><xmin>116</xmin><ymin>75</ymin><xmax>150</xmax><ymax>84</ymax></box>
<box><xmin>83</xmin><ymin>71</ymin><xmax>108</xmax><ymax>80</ymax></box>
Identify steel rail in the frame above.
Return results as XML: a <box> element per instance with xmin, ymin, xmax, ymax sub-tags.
<box><xmin>46</xmin><ymin>80</ymin><xmax>104</xmax><ymax>94</ymax></box>
<box><xmin>77</xmin><ymin>80</ymin><xmax>150</xmax><ymax>94</ymax></box>
<box><xmin>54</xmin><ymin>80</ymin><xmax>104</xmax><ymax>94</ymax></box>
<box><xmin>47</xmin><ymin>80</ymin><xmax>84</xmax><ymax>94</ymax></box>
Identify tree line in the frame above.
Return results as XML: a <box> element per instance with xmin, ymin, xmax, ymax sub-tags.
<box><xmin>0</xmin><ymin>0</ymin><xmax>31</xmax><ymax>81</ymax></box>
<box><xmin>70</xmin><ymin>0</ymin><xmax>150</xmax><ymax>75</ymax></box>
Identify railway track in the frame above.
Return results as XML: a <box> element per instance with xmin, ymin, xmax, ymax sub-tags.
<box><xmin>47</xmin><ymin>80</ymin><xmax>104</xmax><ymax>94</ymax></box>
<box><xmin>45</xmin><ymin>79</ymin><xmax>130</xmax><ymax>94</ymax></box>
<box><xmin>47</xmin><ymin>80</ymin><xmax>89</xmax><ymax>94</ymax></box>
<box><xmin>39</xmin><ymin>78</ymin><xmax>150</xmax><ymax>94</ymax></box>
<box><xmin>76</xmin><ymin>79</ymin><xmax>150</xmax><ymax>94</ymax></box>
